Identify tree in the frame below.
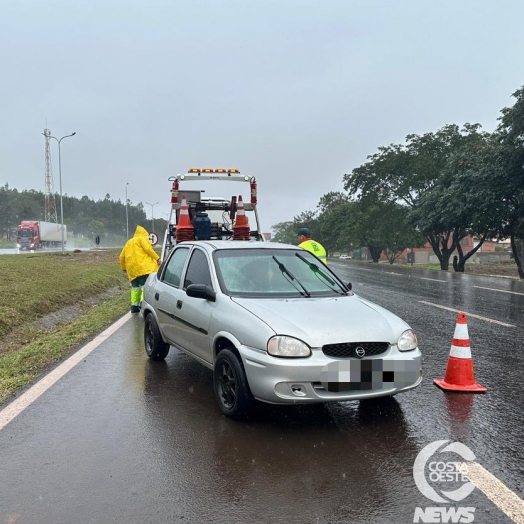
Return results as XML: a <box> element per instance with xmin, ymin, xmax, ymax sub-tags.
<box><xmin>406</xmin><ymin>130</ymin><xmax>493</xmax><ymax>271</ymax></box>
<box><xmin>496</xmin><ymin>86</ymin><xmax>524</xmax><ymax>279</ymax></box>
<box><xmin>427</xmin><ymin>135</ymin><xmax>501</xmax><ymax>272</ymax></box>
<box><xmin>271</xmin><ymin>221</ymin><xmax>296</xmax><ymax>244</ymax></box>
<box><xmin>316</xmin><ymin>193</ymin><xmax>357</xmax><ymax>255</ymax></box>
<box><xmin>452</xmin><ymin>141</ymin><xmax>524</xmax><ymax>278</ymax></box>
<box><xmin>344</xmin><ymin>124</ymin><xmax>489</xmax><ymax>270</ymax></box>
<box><xmin>381</xmin><ymin>204</ymin><xmax>426</xmax><ymax>264</ymax></box>
<box><xmin>348</xmin><ymin>200</ymin><xmax>425</xmax><ymax>263</ymax></box>
<box><xmin>0</xmin><ymin>184</ymin><xmax>148</xmax><ymax>245</ymax></box>
<box><xmin>88</xmin><ymin>220</ymin><xmax>105</xmax><ymax>238</ymax></box>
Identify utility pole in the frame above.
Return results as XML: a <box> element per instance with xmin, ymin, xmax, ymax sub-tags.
<box><xmin>125</xmin><ymin>183</ymin><xmax>129</xmax><ymax>240</ymax></box>
<box><xmin>146</xmin><ymin>201</ymin><xmax>159</xmax><ymax>233</ymax></box>
<box><xmin>47</xmin><ymin>131</ymin><xmax>76</xmax><ymax>254</ymax></box>
<box><xmin>43</xmin><ymin>129</ymin><xmax>58</xmax><ymax>223</ymax></box>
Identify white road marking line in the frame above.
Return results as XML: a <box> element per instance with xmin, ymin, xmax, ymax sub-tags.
<box><xmin>420</xmin><ymin>277</ymin><xmax>447</xmax><ymax>282</ymax></box>
<box><xmin>474</xmin><ymin>285</ymin><xmax>524</xmax><ymax>297</ymax></box>
<box><xmin>0</xmin><ymin>313</ymin><xmax>132</xmax><ymax>432</ymax></box>
<box><xmin>418</xmin><ymin>301</ymin><xmax>516</xmax><ymax>328</ymax></box>
<box><xmin>466</xmin><ymin>462</ymin><xmax>524</xmax><ymax>524</ymax></box>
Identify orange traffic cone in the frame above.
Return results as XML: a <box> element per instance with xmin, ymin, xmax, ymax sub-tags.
<box><xmin>233</xmin><ymin>195</ymin><xmax>250</xmax><ymax>240</ymax></box>
<box><xmin>434</xmin><ymin>312</ymin><xmax>486</xmax><ymax>393</ymax></box>
<box><xmin>176</xmin><ymin>195</ymin><xmax>194</xmax><ymax>242</ymax></box>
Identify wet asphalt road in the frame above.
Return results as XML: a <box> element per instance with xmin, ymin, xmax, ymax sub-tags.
<box><xmin>1</xmin><ymin>261</ymin><xmax>523</xmax><ymax>524</ymax></box>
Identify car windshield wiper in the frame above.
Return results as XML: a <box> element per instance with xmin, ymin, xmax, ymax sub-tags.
<box><xmin>294</xmin><ymin>253</ymin><xmax>348</xmax><ymax>295</ymax></box>
<box><xmin>271</xmin><ymin>256</ymin><xmax>311</xmax><ymax>297</ymax></box>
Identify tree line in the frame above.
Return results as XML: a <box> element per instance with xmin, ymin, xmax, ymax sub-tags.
<box><xmin>271</xmin><ymin>86</ymin><xmax>524</xmax><ymax>279</ymax></box>
<box><xmin>0</xmin><ymin>185</ymin><xmax>167</xmax><ymax>247</ymax></box>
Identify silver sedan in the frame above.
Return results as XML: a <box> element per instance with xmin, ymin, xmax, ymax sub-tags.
<box><xmin>142</xmin><ymin>241</ymin><xmax>422</xmax><ymax>419</ymax></box>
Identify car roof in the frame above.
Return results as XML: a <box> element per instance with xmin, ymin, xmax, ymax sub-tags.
<box><xmin>177</xmin><ymin>240</ymin><xmax>299</xmax><ymax>252</ymax></box>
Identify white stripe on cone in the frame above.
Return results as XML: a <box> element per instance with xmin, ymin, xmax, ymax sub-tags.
<box><xmin>450</xmin><ymin>345</ymin><xmax>472</xmax><ymax>359</ymax></box>
<box><xmin>449</xmin><ymin>322</ymin><xmax>472</xmax><ymax>359</ymax></box>
<box><xmin>237</xmin><ymin>197</ymin><xmax>245</xmax><ymax>215</ymax></box>
<box><xmin>454</xmin><ymin>323</ymin><xmax>469</xmax><ymax>340</ymax></box>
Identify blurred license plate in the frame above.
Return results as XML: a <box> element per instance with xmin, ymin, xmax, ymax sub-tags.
<box><xmin>320</xmin><ymin>359</ymin><xmax>418</xmax><ymax>392</ymax></box>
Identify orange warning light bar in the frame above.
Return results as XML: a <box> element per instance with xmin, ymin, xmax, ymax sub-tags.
<box><xmin>188</xmin><ymin>168</ymin><xmax>200</xmax><ymax>173</ymax></box>
<box><xmin>227</xmin><ymin>168</ymin><xmax>240</xmax><ymax>174</ymax></box>
<box><xmin>214</xmin><ymin>168</ymin><xmax>227</xmax><ymax>173</ymax></box>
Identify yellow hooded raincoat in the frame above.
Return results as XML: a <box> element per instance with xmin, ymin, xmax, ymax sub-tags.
<box><xmin>119</xmin><ymin>225</ymin><xmax>160</xmax><ymax>282</ymax></box>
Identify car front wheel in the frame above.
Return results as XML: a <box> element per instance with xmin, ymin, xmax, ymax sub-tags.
<box><xmin>214</xmin><ymin>349</ymin><xmax>253</xmax><ymax>419</ymax></box>
<box><xmin>144</xmin><ymin>314</ymin><xmax>170</xmax><ymax>361</ymax></box>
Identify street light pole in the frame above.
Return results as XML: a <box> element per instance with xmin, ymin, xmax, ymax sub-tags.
<box><xmin>47</xmin><ymin>132</ymin><xmax>76</xmax><ymax>254</ymax></box>
<box><xmin>146</xmin><ymin>201</ymin><xmax>159</xmax><ymax>233</ymax></box>
<box><xmin>125</xmin><ymin>183</ymin><xmax>130</xmax><ymax>240</ymax></box>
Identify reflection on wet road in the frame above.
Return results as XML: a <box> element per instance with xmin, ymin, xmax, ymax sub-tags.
<box><xmin>0</xmin><ymin>262</ymin><xmax>523</xmax><ymax>523</ymax></box>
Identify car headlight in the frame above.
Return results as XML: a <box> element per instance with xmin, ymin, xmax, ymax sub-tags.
<box><xmin>267</xmin><ymin>336</ymin><xmax>311</xmax><ymax>358</ymax></box>
<box><xmin>397</xmin><ymin>329</ymin><xmax>418</xmax><ymax>351</ymax></box>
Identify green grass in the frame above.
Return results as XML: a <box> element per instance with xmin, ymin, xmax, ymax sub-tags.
<box><xmin>345</xmin><ymin>258</ymin><xmax>520</xmax><ymax>278</ymax></box>
<box><xmin>0</xmin><ymin>249</ymin><xmax>127</xmax><ymax>338</ymax></box>
<box><xmin>0</xmin><ymin>293</ymin><xmax>129</xmax><ymax>404</ymax></box>
<box><xmin>0</xmin><ymin>249</ymin><xmax>130</xmax><ymax>404</ymax></box>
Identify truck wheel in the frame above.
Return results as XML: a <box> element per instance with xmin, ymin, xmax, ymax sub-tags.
<box><xmin>214</xmin><ymin>349</ymin><xmax>253</xmax><ymax>419</ymax></box>
<box><xmin>144</xmin><ymin>314</ymin><xmax>170</xmax><ymax>361</ymax></box>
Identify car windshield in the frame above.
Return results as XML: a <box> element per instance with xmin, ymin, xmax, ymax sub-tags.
<box><xmin>17</xmin><ymin>230</ymin><xmax>33</xmax><ymax>238</ymax></box>
<box><xmin>214</xmin><ymin>248</ymin><xmax>348</xmax><ymax>298</ymax></box>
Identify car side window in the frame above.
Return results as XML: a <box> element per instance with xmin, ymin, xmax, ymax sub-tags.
<box><xmin>163</xmin><ymin>247</ymin><xmax>190</xmax><ymax>287</ymax></box>
<box><xmin>184</xmin><ymin>249</ymin><xmax>213</xmax><ymax>288</ymax></box>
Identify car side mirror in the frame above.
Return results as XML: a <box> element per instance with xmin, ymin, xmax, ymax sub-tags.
<box><xmin>186</xmin><ymin>284</ymin><xmax>216</xmax><ymax>302</ymax></box>
<box><xmin>344</xmin><ymin>280</ymin><xmax>352</xmax><ymax>291</ymax></box>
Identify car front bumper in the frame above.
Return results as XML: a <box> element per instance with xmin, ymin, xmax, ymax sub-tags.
<box><xmin>239</xmin><ymin>346</ymin><xmax>422</xmax><ymax>404</ymax></box>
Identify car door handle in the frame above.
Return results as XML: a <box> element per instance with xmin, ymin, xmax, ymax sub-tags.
<box><xmin>155</xmin><ymin>292</ymin><xmax>159</xmax><ymax>301</ymax></box>
<box><xmin>176</xmin><ymin>300</ymin><xmax>183</xmax><ymax>309</ymax></box>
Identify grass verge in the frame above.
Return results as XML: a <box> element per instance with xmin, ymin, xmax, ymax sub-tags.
<box><xmin>0</xmin><ymin>249</ymin><xmax>128</xmax><ymax>339</ymax></box>
<box><xmin>344</xmin><ymin>259</ymin><xmax>521</xmax><ymax>279</ymax></box>
<box><xmin>0</xmin><ymin>292</ymin><xmax>128</xmax><ymax>404</ymax></box>
<box><xmin>0</xmin><ymin>249</ymin><xmax>130</xmax><ymax>405</ymax></box>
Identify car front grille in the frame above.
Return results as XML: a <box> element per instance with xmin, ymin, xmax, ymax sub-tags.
<box><xmin>322</xmin><ymin>342</ymin><xmax>389</xmax><ymax>359</ymax></box>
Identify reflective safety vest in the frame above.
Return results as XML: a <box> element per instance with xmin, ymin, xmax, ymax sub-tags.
<box><xmin>299</xmin><ymin>239</ymin><xmax>327</xmax><ymax>264</ymax></box>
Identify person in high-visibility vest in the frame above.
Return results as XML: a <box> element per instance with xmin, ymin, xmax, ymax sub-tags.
<box><xmin>297</xmin><ymin>227</ymin><xmax>327</xmax><ymax>265</ymax></box>
<box><xmin>120</xmin><ymin>225</ymin><xmax>160</xmax><ymax>313</ymax></box>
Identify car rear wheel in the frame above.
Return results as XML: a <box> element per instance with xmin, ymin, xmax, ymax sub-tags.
<box><xmin>214</xmin><ymin>349</ymin><xmax>253</xmax><ymax>419</ymax></box>
<box><xmin>144</xmin><ymin>314</ymin><xmax>170</xmax><ymax>361</ymax></box>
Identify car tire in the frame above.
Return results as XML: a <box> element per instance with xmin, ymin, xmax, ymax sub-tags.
<box><xmin>144</xmin><ymin>314</ymin><xmax>170</xmax><ymax>361</ymax></box>
<box><xmin>214</xmin><ymin>349</ymin><xmax>253</xmax><ymax>419</ymax></box>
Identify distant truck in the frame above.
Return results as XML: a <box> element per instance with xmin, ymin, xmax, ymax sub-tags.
<box><xmin>16</xmin><ymin>220</ymin><xmax>67</xmax><ymax>250</ymax></box>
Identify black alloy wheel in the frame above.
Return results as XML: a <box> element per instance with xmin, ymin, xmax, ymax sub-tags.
<box><xmin>213</xmin><ymin>349</ymin><xmax>253</xmax><ymax>419</ymax></box>
<box><xmin>144</xmin><ymin>314</ymin><xmax>170</xmax><ymax>361</ymax></box>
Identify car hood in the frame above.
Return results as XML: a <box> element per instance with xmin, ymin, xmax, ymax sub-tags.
<box><xmin>231</xmin><ymin>295</ymin><xmax>410</xmax><ymax>347</ymax></box>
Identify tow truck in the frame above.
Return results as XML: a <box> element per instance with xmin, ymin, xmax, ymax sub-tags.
<box><xmin>161</xmin><ymin>168</ymin><xmax>265</xmax><ymax>260</ymax></box>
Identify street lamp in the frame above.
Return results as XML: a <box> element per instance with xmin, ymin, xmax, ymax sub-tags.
<box><xmin>146</xmin><ymin>201</ymin><xmax>159</xmax><ymax>233</ymax></box>
<box><xmin>125</xmin><ymin>183</ymin><xmax>130</xmax><ymax>240</ymax></box>
<box><xmin>46</xmin><ymin>131</ymin><xmax>76</xmax><ymax>254</ymax></box>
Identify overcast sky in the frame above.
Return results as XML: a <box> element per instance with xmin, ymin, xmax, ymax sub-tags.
<box><xmin>2</xmin><ymin>0</ymin><xmax>524</xmax><ymax>232</ymax></box>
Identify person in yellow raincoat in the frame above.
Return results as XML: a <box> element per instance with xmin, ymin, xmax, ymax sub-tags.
<box><xmin>120</xmin><ymin>225</ymin><xmax>160</xmax><ymax>313</ymax></box>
